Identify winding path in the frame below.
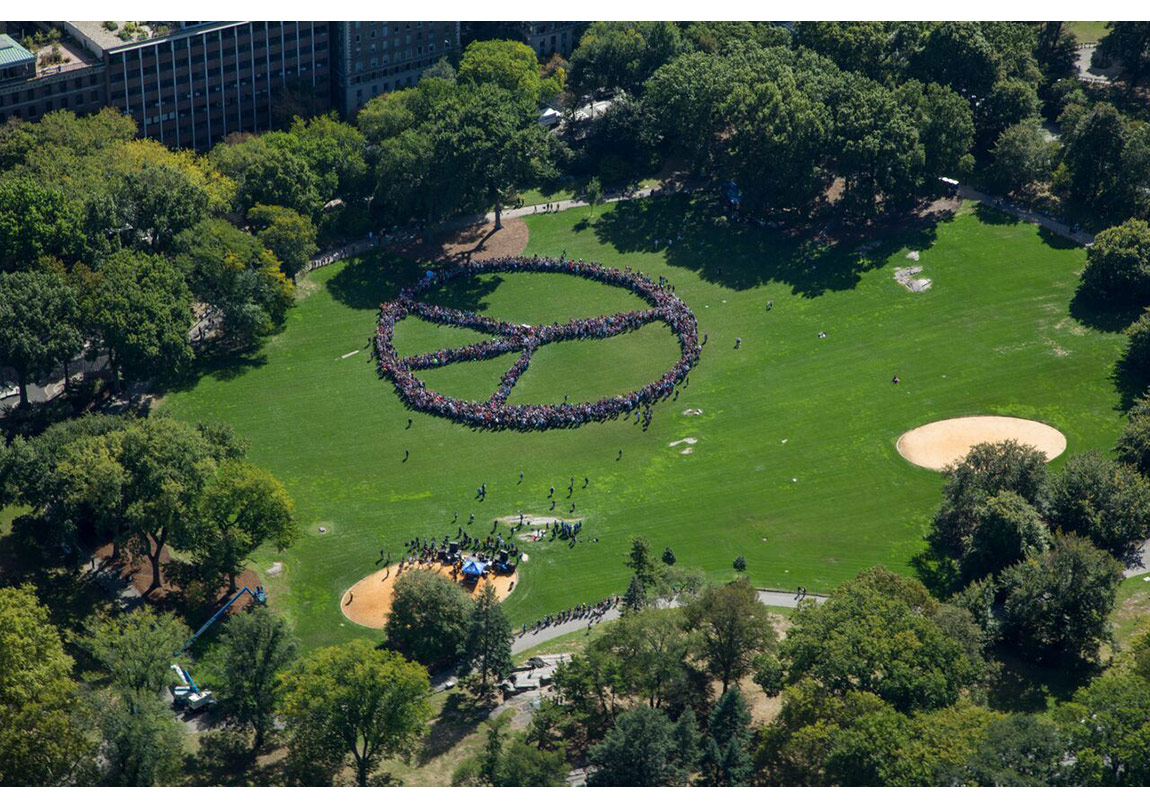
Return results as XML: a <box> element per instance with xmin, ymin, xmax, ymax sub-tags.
<box><xmin>511</xmin><ymin>588</ymin><xmax>827</xmax><ymax>655</ymax></box>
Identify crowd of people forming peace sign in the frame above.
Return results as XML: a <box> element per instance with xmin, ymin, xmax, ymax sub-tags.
<box><xmin>374</xmin><ymin>257</ymin><xmax>701</xmax><ymax>431</ymax></box>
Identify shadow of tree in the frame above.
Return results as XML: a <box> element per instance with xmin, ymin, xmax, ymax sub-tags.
<box><xmin>972</xmin><ymin>203</ymin><xmax>1023</xmax><ymax>228</ymax></box>
<box><xmin>1112</xmin><ymin>350</ymin><xmax>1150</xmax><ymax>411</ymax></box>
<box><xmin>420</xmin><ymin>273</ymin><xmax>503</xmax><ymax>313</ymax></box>
<box><xmin>1069</xmin><ymin>286</ymin><xmax>1143</xmax><ymax>334</ymax></box>
<box><xmin>415</xmin><ymin>691</ymin><xmax>489</xmax><ymax>765</ymax></box>
<box><xmin>590</xmin><ymin>194</ymin><xmax>939</xmax><ymax>298</ymax></box>
<box><xmin>325</xmin><ymin>251</ymin><xmax>424</xmax><ymax>310</ymax></box>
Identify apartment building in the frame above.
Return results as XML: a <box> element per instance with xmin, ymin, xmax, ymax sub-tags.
<box><xmin>334</xmin><ymin>21</ymin><xmax>460</xmax><ymax>116</ymax></box>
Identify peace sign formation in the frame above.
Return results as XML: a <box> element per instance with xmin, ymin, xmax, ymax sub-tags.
<box><xmin>374</xmin><ymin>257</ymin><xmax>701</xmax><ymax>431</ymax></box>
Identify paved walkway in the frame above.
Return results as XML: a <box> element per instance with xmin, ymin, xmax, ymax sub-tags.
<box><xmin>511</xmin><ymin>588</ymin><xmax>827</xmax><ymax>655</ymax></box>
<box><xmin>955</xmin><ymin>184</ymin><xmax>1093</xmax><ymax>246</ymax></box>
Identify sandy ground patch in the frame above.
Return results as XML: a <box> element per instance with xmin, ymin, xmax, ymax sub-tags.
<box><xmin>395</xmin><ymin>218</ymin><xmax>529</xmax><ymax>262</ymax></box>
<box><xmin>496</xmin><ymin>513</ymin><xmax>575</xmax><ymax>527</ymax></box>
<box><xmin>669</xmin><ymin>437</ymin><xmax>698</xmax><ymax>447</ymax></box>
<box><xmin>897</xmin><ymin>415</ymin><xmax>1067</xmax><ymax>471</ymax></box>
<box><xmin>341</xmin><ymin>560</ymin><xmax>518</xmax><ymax>629</ymax></box>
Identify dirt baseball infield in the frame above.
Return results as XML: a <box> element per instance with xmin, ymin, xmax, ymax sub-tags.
<box><xmin>896</xmin><ymin>415</ymin><xmax>1067</xmax><ymax>471</ymax></box>
<box><xmin>340</xmin><ymin>561</ymin><xmax>518</xmax><ymax>629</ymax></box>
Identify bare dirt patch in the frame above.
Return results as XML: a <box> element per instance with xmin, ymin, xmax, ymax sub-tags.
<box><xmin>341</xmin><ymin>560</ymin><xmax>518</xmax><ymax>629</ymax></box>
<box><xmin>394</xmin><ymin>218</ymin><xmax>529</xmax><ymax>263</ymax></box>
<box><xmin>897</xmin><ymin>416</ymin><xmax>1067</xmax><ymax>471</ymax></box>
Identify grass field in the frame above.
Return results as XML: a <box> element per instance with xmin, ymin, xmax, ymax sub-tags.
<box><xmin>160</xmin><ymin>196</ymin><xmax>1126</xmax><ymax>649</ymax></box>
<box><xmin>1066</xmin><ymin>21</ymin><xmax>1109</xmax><ymax>44</ymax></box>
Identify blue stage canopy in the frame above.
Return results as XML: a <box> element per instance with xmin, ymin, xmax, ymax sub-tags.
<box><xmin>461</xmin><ymin>559</ymin><xmax>487</xmax><ymax>577</ymax></box>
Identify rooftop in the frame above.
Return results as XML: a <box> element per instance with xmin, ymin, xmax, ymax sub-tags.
<box><xmin>66</xmin><ymin>21</ymin><xmax>176</xmax><ymax>53</ymax></box>
<box><xmin>0</xmin><ymin>34</ymin><xmax>34</xmax><ymax>69</ymax></box>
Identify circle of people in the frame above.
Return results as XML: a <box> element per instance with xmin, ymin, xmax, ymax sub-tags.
<box><xmin>374</xmin><ymin>256</ymin><xmax>701</xmax><ymax>431</ymax></box>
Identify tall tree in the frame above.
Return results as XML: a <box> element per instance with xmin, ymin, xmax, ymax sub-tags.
<box><xmin>84</xmin><ymin>249</ymin><xmax>193</xmax><ymax>390</ymax></box>
<box><xmin>568</xmin><ymin>21</ymin><xmax>684</xmax><ymax>97</ymax></box>
<box><xmin>1044</xmin><ymin>449</ymin><xmax>1150</xmax><ymax>557</ymax></box>
<box><xmin>780</xmin><ymin>567</ymin><xmax>983</xmax><ymax>712</ymax></box>
<box><xmin>998</xmin><ymin>535</ymin><xmax>1123</xmax><ymax>662</ymax></box>
<box><xmin>0</xmin><ymin>585</ymin><xmax>92</xmax><ymax>786</ymax></box>
<box><xmin>172</xmin><ymin>219</ymin><xmax>293</xmax><ymax>350</ymax></box>
<box><xmin>1058</xmin><ymin>672</ymin><xmax>1150</xmax><ymax>785</ymax></box>
<box><xmin>280</xmin><ymin>640</ymin><xmax>432</xmax><ymax>787</ymax></box>
<box><xmin>196</xmin><ymin>460</ymin><xmax>295</xmax><ymax>593</ymax></box>
<box><xmin>82</xmin><ymin>607</ymin><xmax>188</xmax><ymax>701</ymax></box>
<box><xmin>1078</xmin><ymin>217</ymin><xmax>1150</xmax><ymax>303</ymax></box>
<box><xmin>1097</xmin><ymin>22</ymin><xmax>1150</xmax><ymax>87</ymax></box>
<box><xmin>699</xmin><ymin>687</ymin><xmax>754</xmax><ymax>786</ymax></box>
<box><xmin>385</xmin><ymin>569</ymin><xmax>472</xmax><ymax>668</ymax></box>
<box><xmin>459</xmin><ymin>39</ymin><xmax>545</xmax><ymax>105</ymax></box>
<box><xmin>684</xmin><ymin>577</ymin><xmax>776</xmax><ymax>692</ymax></box>
<box><xmin>464</xmin><ymin>582</ymin><xmax>513</xmax><ymax>699</ymax></box>
<box><xmin>247</xmin><ymin>204</ymin><xmax>318</xmax><ymax>278</ymax></box>
<box><xmin>97</xmin><ymin>694</ymin><xmax>183</xmax><ymax>786</ymax></box>
<box><xmin>587</xmin><ymin>705</ymin><xmax>685</xmax><ymax>786</ymax></box>
<box><xmin>214</xmin><ymin>609</ymin><xmax>299</xmax><ymax>752</ymax></box>
<box><xmin>0</xmin><ymin>269</ymin><xmax>84</xmax><ymax>407</ymax></box>
<box><xmin>0</xmin><ymin>176</ymin><xmax>84</xmax><ymax>270</ymax></box>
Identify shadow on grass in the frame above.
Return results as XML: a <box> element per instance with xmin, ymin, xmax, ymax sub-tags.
<box><xmin>1068</xmin><ymin>287</ymin><xmax>1144</xmax><ymax>334</ymax></box>
<box><xmin>590</xmin><ymin>194</ymin><xmax>939</xmax><ymax>298</ymax></box>
<box><xmin>972</xmin><ymin>203</ymin><xmax>1024</xmax><ymax>228</ymax></box>
<box><xmin>326</xmin><ymin>250</ymin><xmax>425</xmax><ymax>310</ymax></box>
<box><xmin>415</xmin><ymin>691</ymin><xmax>490</xmax><ymax>765</ymax></box>
<box><xmin>421</xmin><ymin>273</ymin><xmax>503</xmax><ymax>313</ymax></box>
<box><xmin>1111</xmin><ymin>351</ymin><xmax>1150</xmax><ymax>411</ymax></box>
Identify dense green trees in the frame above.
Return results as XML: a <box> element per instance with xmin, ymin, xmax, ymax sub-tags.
<box><xmin>990</xmin><ymin>120</ymin><xmax>1054</xmax><ymax>194</ymax></box>
<box><xmin>84</xmin><ymin>249</ymin><xmax>194</xmax><ymax>390</ymax></box>
<box><xmin>213</xmin><ymin>609</ymin><xmax>299</xmax><ymax>752</ymax></box>
<box><xmin>1058</xmin><ymin>671</ymin><xmax>1150</xmax><ymax>785</ymax></box>
<box><xmin>365</xmin><ymin>77</ymin><xmax>564</xmax><ymax>229</ymax></box>
<box><xmin>280</xmin><ymin>640</ymin><xmax>431</xmax><ymax>786</ymax></box>
<box><xmin>1045</xmin><ymin>450</ymin><xmax>1150</xmax><ymax>557</ymax></box>
<box><xmin>0</xmin><ymin>176</ymin><xmax>84</xmax><ymax>270</ymax></box>
<box><xmin>1097</xmin><ymin>22</ymin><xmax>1150</xmax><ymax>86</ymax></box>
<box><xmin>587</xmin><ymin>705</ymin><xmax>691</xmax><ymax>786</ymax></box>
<box><xmin>568</xmin><ymin>21</ymin><xmax>684</xmax><ymax>97</ymax></box>
<box><xmin>458</xmin><ymin>39</ymin><xmax>550</xmax><ymax>105</ymax></box>
<box><xmin>998</xmin><ymin>535</ymin><xmax>1123</xmax><ymax>662</ymax></box>
<box><xmin>247</xmin><ymin>204</ymin><xmax>318</xmax><ymax>278</ymax></box>
<box><xmin>4</xmin><ymin>414</ymin><xmax>291</xmax><ymax>596</ymax></box>
<box><xmin>385</xmin><ymin>569</ymin><xmax>472</xmax><ymax>667</ymax></box>
<box><xmin>0</xmin><ymin>586</ymin><xmax>92</xmax><ymax>786</ymax></box>
<box><xmin>1080</xmin><ymin>217</ymin><xmax>1150</xmax><ymax>303</ymax></box>
<box><xmin>1116</xmin><ymin>395</ymin><xmax>1150</xmax><ymax>474</ymax></box>
<box><xmin>0</xmin><ymin>269</ymin><xmax>84</xmax><ymax>406</ymax></box>
<box><xmin>173</xmin><ymin>219</ymin><xmax>293</xmax><ymax>349</ymax></box>
<box><xmin>684</xmin><ymin>577</ymin><xmax>776</xmax><ymax>692</ymax></box>
<box><xmin>463</xmin><ymin>582</ymin><xmax>513</xmax><ymax>698</ymax></box>
<box><xmin>780</xmin><ymin>568</ymin><xmax>984</xmax><ymax>712</ymax></box>
<box><xmin>82</xmin><ymin>607</ymin><xmax>188</xmax><ymax>700</ymax></box>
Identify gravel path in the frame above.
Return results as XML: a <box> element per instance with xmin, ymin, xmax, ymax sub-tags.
<box><xmin>511</xmin><ymin>588</ymin><xmax>827</xmax><ymax>655</ymax></box>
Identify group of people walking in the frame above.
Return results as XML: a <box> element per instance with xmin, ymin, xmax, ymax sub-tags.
<box><xmin>520</xmin><ymin>596</ymin><xmax>620</xmax><ymax>636</ymax></box>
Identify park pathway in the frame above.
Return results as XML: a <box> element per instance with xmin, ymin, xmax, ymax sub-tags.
<box><xmin>955</xmin><ymin>184</ymin><xmax>1094</xmax><ymax>246</ymax></box>
<box><xmin>511</xmin><ymin>588</ymin><xmax>827</xmax><ymax>655</ymax></box>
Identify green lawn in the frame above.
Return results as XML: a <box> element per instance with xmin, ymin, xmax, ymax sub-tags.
<box><xmin>1066</xmin><ymin>21</ymin><xmax>1109</xmax><ymax>44</ymax></box>
<box><xmin>160</xmin><ymin>197</ymin><xmax>1126</xmax><ymax>649</ymax></box>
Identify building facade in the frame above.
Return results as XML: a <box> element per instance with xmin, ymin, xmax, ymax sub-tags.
<box><xmin>525</xmin><ymin>22</ymin><xmax>585</xmax><ymax>59</ymax></box>
<box><xmin>0</xmin><ymin>29</ymin><xmax>107</xmax><ymax>124</ymax></box>
<box><xmin>334</xmin><ymin>21</ymin><xmax>460</xmax><ymax>116</ymax></box>
<box><xmin>72</xmin><ymin>21</ymin><xmax>331</xmax><ymax>151</ymax></box>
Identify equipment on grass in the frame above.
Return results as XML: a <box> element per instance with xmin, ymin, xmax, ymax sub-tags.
<box><xmin>178</xmin><ymin>585</ymin><xmax>266</xmax><ymax>654</ymax></box>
